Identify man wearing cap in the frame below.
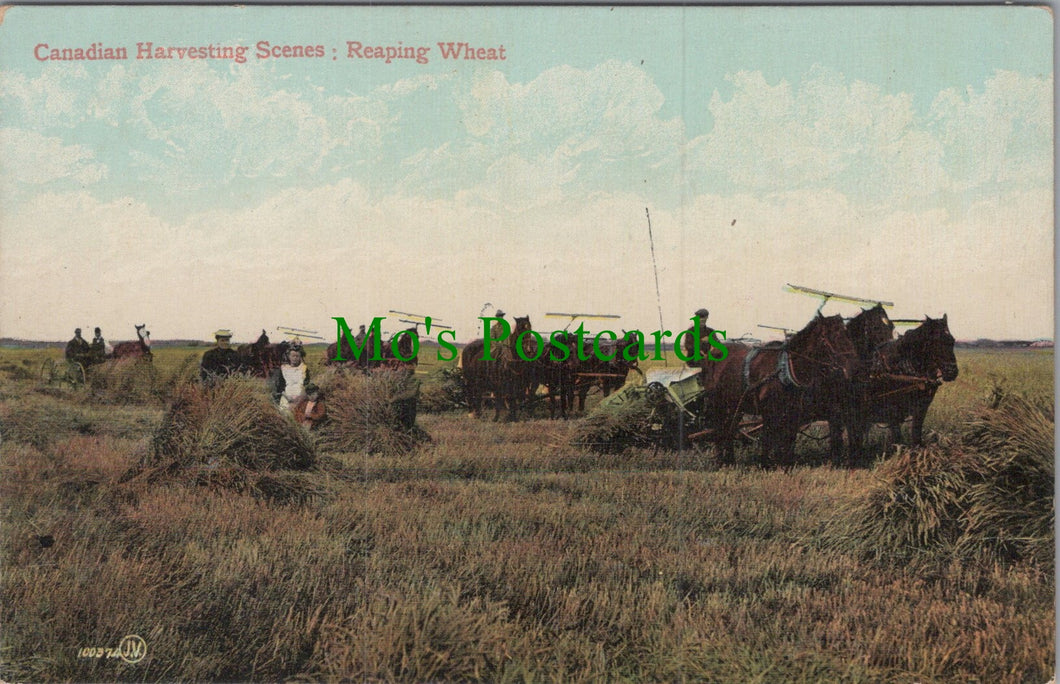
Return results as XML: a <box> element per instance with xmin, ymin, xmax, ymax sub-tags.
<box><xmin>65</xmin><ymin>328</ymin><xmax>91</xmax><ymax>365</ymax></box>
<box><xmin>682</xmin><ymin>308</ymin><xmax>715</xmax><ymax>365</ymax></box>
<box><xmin>200</xmin><ymin>329</ymin><xmax>242</xmax><ymax>384</ymax></box>
<box><xmin>89</xmin><ymin>327</ymin><xmax>107</xmax><ymax>365</ymax></box>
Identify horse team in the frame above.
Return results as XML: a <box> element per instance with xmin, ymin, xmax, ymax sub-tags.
<box><xmin>460</xmin><ymin>316</ymin><xmax>641</xmax><ymax>423</ymax></box>
<box><xmin>696</xmin><ymin>307</ymin><xmax>958</xmax><ymax>467</ymax></box>
<box><xmin>455</xmin><ymin>307</ymin><xmax>959</xmax><ymax>468</ymax></box>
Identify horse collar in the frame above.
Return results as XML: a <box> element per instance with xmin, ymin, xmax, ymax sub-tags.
<box><xmin>777</xmin><ymin>350</ymin><xmax>802</xmax><ymax>388</ymax></box>
<box><xmin>742</xmin><ymin>348</ymin><xmax>759</xmax><ymax>388</ymax></box>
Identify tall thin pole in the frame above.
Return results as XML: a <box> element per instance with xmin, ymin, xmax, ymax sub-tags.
<box><xmin>645</xmin><ymin>207</ymin><xmax>666</xmax><ymax>337</ymax></box>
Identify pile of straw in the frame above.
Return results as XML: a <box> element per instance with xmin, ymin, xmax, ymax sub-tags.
<box><xmin>830</xmin><ymin>389</ymin><xmax>1053</xmax><ymax>568</ymax></box>
<box><xmin>316</xmin><ymin>369</ymin><xmax>428</xmax><ymax>455</ymax></box>
<box><xmin>87</xmin><ymin>357</ymin><xmax>161</xmax><ymax>405</ymax></box>
<box><xmin>570</xmin><ymin>386</ymin><xmax>664</xmax><ymax>453</ymax></box>
<box><xmin>149</xmin><ymin>378</ymin><xmax>316</xmax><ymax>471</ymax></box>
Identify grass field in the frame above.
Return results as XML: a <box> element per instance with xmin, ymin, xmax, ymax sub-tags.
<box><xmin>0</xmin><ymin>345</ymin><xmax>1053</xmax><ymax>681</ymax></box>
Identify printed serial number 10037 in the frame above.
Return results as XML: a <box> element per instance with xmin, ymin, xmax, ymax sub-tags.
<box><xmin>78</xmin><ymin>647</ymin><xmax>122</xmax><ymax>658</ymax></box>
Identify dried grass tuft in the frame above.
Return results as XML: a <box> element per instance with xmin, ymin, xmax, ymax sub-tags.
<box><xmin>569</xmin><ymin>387</ymin><xmax>664</xmax><ymax>453</ymax></box>
<box><xmin>87</xmin><ymin>357</ymin><xmax>161</xmax><ymax>404</ymax></box>
<box><xmin>314</xmin><ymin>585</ymin><xmax>514</xmax><ymax>681</ymax></box>
<box><xmin>827</xmin><ymin>387</ymin><xmax>1054</xmax><ymax>569</ymax></box>
<box><xmin>958</xmin><ymin>390</ymin><xmax>1054</xmax><ymax>567</ymax></box>
<box><xmin>0</xmin><ymin>396</ymin><xmax>97</xmax><ymax>449</ymax></box>
<box><xmin>316</xmin><ymin>369</ymin><xmax>428</xmax><ymax>455</ymax></box>
<box><xmin>149</xmin><ymin>378</ymin><xmax>316</xmax><ymax>471</ymax></box>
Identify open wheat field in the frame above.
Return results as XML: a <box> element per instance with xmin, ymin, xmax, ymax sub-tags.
<box><xmin>0</xmin><ymin>345</ymin><xmax>1053</xmax><ymax>682</ymax></box>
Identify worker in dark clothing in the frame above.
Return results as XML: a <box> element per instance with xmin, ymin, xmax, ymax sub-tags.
<box><xmin>200</xmin><ymin>329</ymin><xmax>242</xmax><ymax>384</ymax></box>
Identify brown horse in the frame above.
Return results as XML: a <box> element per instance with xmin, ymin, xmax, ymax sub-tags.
<box><xmin>110</xmin><ymin>324</ymin><xmax>152</xmax><ymax>361</ymax></box>
<box><xmin>534</xmin><ymin>331</ymin><xmax>579</xmax><ymax>419</ymax></box>
<box><xmin>326</xmin><ymin>327</ymin><xmax>369</xmax><ymax>369</ymax></box>
<box><xmin>699</xmin><ymin>313</ymin><xmax>857</xmax><ymax>468</ymax></box>
<box><xmin>851</xmin><ymin>315</ymin><xmax>958</xmax><ymax>449</ymax></box>
<box><xmin>326</xmin><ymin>326</ymin><xmax>419</xmax><ymax>372</ymax></box>
<box><xmin>461</xmin><ymin>316</ymin><xmax>536</xmax><ymax>421</ymax></box>
<box><xmin>824</xmin><ymin>304</ymin><xmax>896</xmax><ymax>464</ymax></box>
<box><xmin>378</xmin><ymin>326</ymin><xmax>420</xmax><ymax>372</ymax></box>
<box><xmin>237</xmin><ymin>330</ymin><xmax>290</xmax><ymax>378</ymax></box>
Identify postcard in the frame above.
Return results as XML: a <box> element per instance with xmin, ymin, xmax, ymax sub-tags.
<box><xmin>0</xmin><ymin>5</ymin><xmax>1053</xmax><ymax>682</ymax></box>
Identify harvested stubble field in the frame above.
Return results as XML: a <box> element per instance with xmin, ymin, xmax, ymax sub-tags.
<box><xmin>0</xmin><ymin>345</ymin><xmax>1053</xmax><ymax>682</ymax></box>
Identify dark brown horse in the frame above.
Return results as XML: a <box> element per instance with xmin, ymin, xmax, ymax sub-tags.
<box><xmin>325</xmin><ymin>337</ymin><xmax>359</xmax><ymax>369</ymax></box>
<box><xmin>824</xmin><ymin>304</ymin><xmax>896</xmax><ymax>464</ymax></box>
<box><xmin>326</xmin><ymin>326</ymin><xmax>419</xmax><ymax>372</ymax></box>
<box><xmin>851</xmin><ymin>315</ymin><xmax>958</xmax><ymax>449</ymax></box>
<box><xmin>461</xmin><ymin>316</ymin><xmax>536</xmax><ymax>421</ymax></box>
<box><xmin>326</xmin><ymin>326</ymin><xmax>370</xmax><ymax>369</ymax></box>
<box><xmin>110</xmin><ymin>324</ymin><xmax>152</xmax><ymax>361</ymax></box>
<box><xmin>534</xmin><ymin>331</ymin><xmax>579</xmax><ymax>419</ymax></box>
<box><xmin>378</xmin><ymin>326</ymin><xmax>420</xmax><ymax>372</ymax></box>
<box><xmin>237</xmin><ymin>330</ymin><xmax>290</xmax><ymax>378</ymax></box>
<box><xmin>699</xmin><ymin>313</ymin><xmax>857</xmax><ymax>468</ymax></box>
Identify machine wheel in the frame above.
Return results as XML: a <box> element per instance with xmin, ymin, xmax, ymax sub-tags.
<box><xmin>645</xmin><ymin>381</ymin><xmax>667</xmax><ymax>403</ymax></box>
<box><xmin>40</xmin><ymin>358</ymin><xmax>57</xmax><ymax>385</ymax></box>
<box><xmin>66</xmin><ymin>361</ymin><xmax>86</xmax><ymax>388</ymax></box>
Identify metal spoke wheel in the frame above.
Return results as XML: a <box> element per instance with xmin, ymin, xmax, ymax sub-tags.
<box><xmin>40</xmin><ymin>358</ymin><xmax>57</xmax><ymax>385</ymax></box>
<box><xmin>65</xmin><ymin>361</ymin><xmax>86</xmax><ymax>388</ymax></box>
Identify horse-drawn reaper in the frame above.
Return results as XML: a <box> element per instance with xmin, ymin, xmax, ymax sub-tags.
<box><xmin>535</xmin><ymin>313</ymin><xmax>641</xmax><ymax>419</ymax></box>
<box><xmin>461</xmin><ymin>315</ymin><xmax>538</xmax><ymax>421</ymax></box>
<box><xmin>237</xmin><ymin>330</ymin><xmax>290</xmax><ymax>378</ymax></box>
<box><xmin>326</xmin><ymin>315</ymin><xmax>427</xmax><ymax>373</ymax></box>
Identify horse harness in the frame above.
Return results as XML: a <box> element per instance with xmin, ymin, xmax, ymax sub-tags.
<box><xmin>863</xmin><ymin>344</ymin><xmax>942</xmax><ymax>399</ymax></box>
<box><xmin>742</xmin><ymin>347</ymin><xmax>802</xmax><ymax>391</ymax></box>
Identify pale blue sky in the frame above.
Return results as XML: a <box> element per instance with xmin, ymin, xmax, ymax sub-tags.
<box><xmin>0</xmin><ymin>6</ymin><xmax>1052</xmax><ymax>341</ymax></box>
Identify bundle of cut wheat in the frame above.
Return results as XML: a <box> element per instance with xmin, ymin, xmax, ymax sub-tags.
<box><xmin>316</xmin><ymin>369</ymin><xmax>427</xmax><ymax>455</ymax></box>
<box><xmin>149</xmin><ymin>378</ymin><xmax>315</xmax><ymax>471</ymax></box>
<box><xmin>570</xmin><ymin>387</ymin><xmax>661</xmax><ymax>453</ymax></box>
<box><xmin>828</xmin><ymin>389</ymin><xmax>1053</xmax><ymax>569</ymax></box>
<box><xmin>87</xmin><ymin>357</ymin><xmax>161</xmax><ymax>405</ymax></box>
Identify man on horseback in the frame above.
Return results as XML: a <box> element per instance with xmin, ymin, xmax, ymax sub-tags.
<box><xmin>200</xmin><ymin>329</ymin><xmax>241</xmax><ymax>384</ymax></box>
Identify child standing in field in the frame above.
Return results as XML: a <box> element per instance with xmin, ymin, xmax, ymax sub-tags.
<box><xmin>292</xmin><ymin>384</ymin><xmax>327</xmax><ymax>429</ymax></box>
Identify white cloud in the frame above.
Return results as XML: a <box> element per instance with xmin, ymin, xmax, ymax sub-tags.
<box><xmin>928</xmin><ymin>70</ymin><xmax>1052</xmax><ymax>190</ymax></box>
<box><xmin>438</xmin><ymin>61</ymin><xmax>686</xmax><ymax>199</ymax></box>
<box><xmin>119</xmin><ymin>62</ymin><xmax>388</xmax><ymax>188</ymax></box>
<box><xmin>0</xmin><ymin>66</ymin><xmax>91</xmax><ymax>128</ymax></box>
<box><xmin>691</xmin><ymin>67</ymin><xmax>950</xmax><ymax>203</ymax></box>
<box><xmin>0</xmin><ymin>128</ymin><xmax>106</xmax><ymax>186</ymax></box>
